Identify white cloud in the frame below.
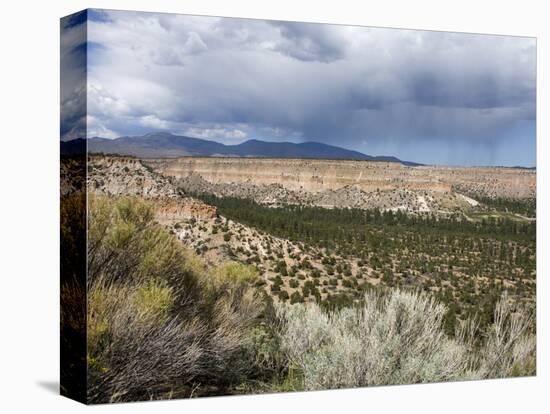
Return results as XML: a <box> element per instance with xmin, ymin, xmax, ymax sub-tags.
<box><xmin>138</xmin><ymin>115</ymin><xmax>171</xmax><ymax>129</ymax></box>
<box><xmin>86</xmin><ymin>115</ymin><xmax>118</xmax><ymax>138</ymax></box>
<box><xmin>184</xmin><ymin>126</ymin><xmax>248</xmax><ymax>142</ymax></box>
<box><xmin>183</xmin><ymin>32</ymin><xmax>208</xmax><ymax>55</ymax></box>
<box><xmin>87</xmin><ymin>83</ymin><xmax>132</xmax><ymax>117</ymax></box>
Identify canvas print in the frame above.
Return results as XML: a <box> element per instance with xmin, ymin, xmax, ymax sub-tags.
<box><xmin>60</xmin><ymin>9</ymin><xmax>536</xmax><ymax>404</ymax></box>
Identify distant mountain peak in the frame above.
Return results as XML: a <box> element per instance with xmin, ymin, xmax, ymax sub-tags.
<box><xmin>144</xmin><ymin>131</ymin><xmax>173</xmax><ymax>137</ymax></box>
<box><xmin>63</xmin><ymin>132</ymin><xmax>423</xmax><ymax>166</ymax></box>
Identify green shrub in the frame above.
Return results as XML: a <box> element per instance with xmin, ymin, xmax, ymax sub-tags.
<box><xmin>86</xmin><ymin>196</ymin><xmax>263</xmax><ymax>403</ymax></box>
<box><xmin>134</xmin><ymin>279</ymin><xmax>174</xmax><ymax>323</ymax></box>
<box><xmin>210</xmin><ymin>261</ymin><xmax>259</xmax><ymax>286</ymax></box>
<box><xmin>290</xmin><ymin>292</ymin><xmax>304</xmax><ymax>304</ymax></box>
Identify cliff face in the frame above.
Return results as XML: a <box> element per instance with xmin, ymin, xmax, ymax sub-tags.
<box><xmin>84</xmin><ymin>155</ymin><xmax>535</xmax><ymax>218</ymax></box>
<box><xmin>161</xmin><ymin>158</ymin><xmax>418</xmax><ymax>193</ymax></box>
<box><xmin>87</xmin><ymin>156</ymin><xmax>217</xmax><ymax>220</ymax></box>
<box><xmin>159</xmin><ymin>157</ymin><xmax>536</xmax><ymax>199</ymax></box>
<box><xmin>154</xmin><ymin>198</ymin><xmax>217</xmax><ymax>222</ymax></box>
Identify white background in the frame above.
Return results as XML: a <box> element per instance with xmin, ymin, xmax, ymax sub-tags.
<box><xmin>0</xmin><ymin>0</ymin><xmax>547</xmax><ymax>412</ymax></box>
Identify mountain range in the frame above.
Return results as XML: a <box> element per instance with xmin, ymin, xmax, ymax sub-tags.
<box><xmin>61</xmin><ymin>132</ymin><xmax>422</xmax><ymax>166</ymax></box>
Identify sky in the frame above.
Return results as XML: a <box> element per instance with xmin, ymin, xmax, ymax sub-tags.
<box><xmin>61</xmin><ymin>9</ymin><xmax>536</xmax><ymax>166</ymax></box>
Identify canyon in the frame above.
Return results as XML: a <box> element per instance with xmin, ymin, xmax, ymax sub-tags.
<box><xmin>158</xmin><ymin>157</ymin><xmax>535</xmax><ymax>197</ymax></box>
<box><xmin>70</xmin><ymin>155</ymin><xmax>535</xmax><ymax>308</ymax></box>
<box><xmin>153</xmin><ymin>157</ymin><xmax>535</xmax><ymax>213</ymax></box>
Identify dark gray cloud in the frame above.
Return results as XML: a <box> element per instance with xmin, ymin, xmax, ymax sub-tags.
<box><xmin>83</xmin><ymin>10</ymin><xmax>536</xmax><ymax>165</ymax></box>
<box><xmin>269</xmin><ymin>21</ymin><xmax>348</xmax><ymax>62</ymax></box>
<box><xmin>60</xmin><ymin>10</ymin><xmax>88</xmax><ymax>140</ymax></box>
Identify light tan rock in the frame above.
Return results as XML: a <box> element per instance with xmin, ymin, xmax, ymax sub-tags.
<box><xmin>160</xmin><ymin>157</ymin><xmax>535</xmax><ymax>200</ymax></box>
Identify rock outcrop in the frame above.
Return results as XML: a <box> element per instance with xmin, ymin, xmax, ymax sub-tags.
<box><xmin>87</xmin><ymin>156</ymin><xmax>217</xmax><ymax>220</ymax></box>
<box><xmin>88</xmin><ymin>156</ymin><xmax>184</xmax><ymax>199</ymax></box>
<box><xmin>159</xmin><ymin>157</ymin><xmax>535</xmax><ymax>199</ymax></box>
<box><xmin>156</xmin><ymin>157</ymin><xmax>535</xmax><ymax>213</ymax></box>
<box><xmin>154</xmin><ymin>198</ymin><xmax>217</xmax><ymax>222</ymax></box>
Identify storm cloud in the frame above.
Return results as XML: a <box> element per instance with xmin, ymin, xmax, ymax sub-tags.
<box><xmin>78</xmin><ymin>9</ymin><xmax>536</xmax><ymax>166</ymax></box>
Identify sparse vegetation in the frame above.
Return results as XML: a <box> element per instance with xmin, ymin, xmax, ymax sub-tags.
<box><xmin>80</xmin><ymin>196</ymin><xmax>535</xmax><ymax>402</ymax></box>
<box><xmin>189</xmin><ymin>193</ymin><xmax>535</xmax><ymax>332</ymax></box>
<box><xmin>71</xmin><ymin>156</ymin><xmax>536</xmax><ymax>402</ymax></box>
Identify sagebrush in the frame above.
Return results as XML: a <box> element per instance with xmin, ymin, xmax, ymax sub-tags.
<box><xmin>275</xmin><ymin>289</ymin><xmax>535</xmax><ymax>390</ymax></box>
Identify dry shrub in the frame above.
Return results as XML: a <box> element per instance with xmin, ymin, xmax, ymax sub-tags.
<box><xmin>477</xmin><ymin>295</ymin><xmax>536</xmax><ymax>378</ymax></box>
<box><xmin>87</xmin><ymin>197</ymin><xmax>263</xmax><ymax>403</ymax></box>
<box><xmin>275</xmin><ymin>289</ymin><xmax>535</xmax><ymax>391</ymax></box>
